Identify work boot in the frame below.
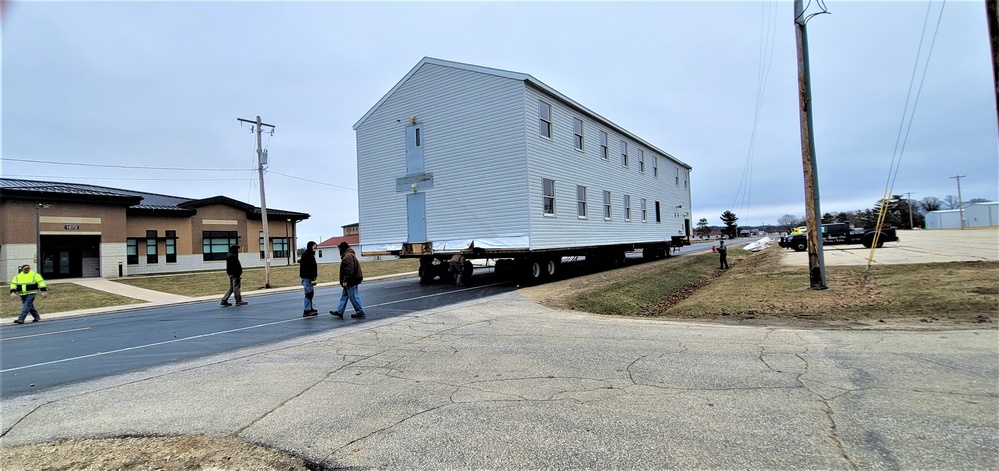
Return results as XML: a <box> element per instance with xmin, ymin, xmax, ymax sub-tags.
<box><xmin>13</xmin><ymin>319</ymin><xmax>24</xmax><ymax>324</ymax></box>
<box><xmin>330</xmin><ymin>311</ymin><xmax>343</xmax><ymax>318</ymax></box>
<box><xmin>235</xmin><ymin>301</ymin><xmax>248</xmax><ymax>306</ymax></box>
<box><xmin>32</xmin><ymin>317</ymin><xmax>40</xmax><ymax>322</ymax></box>
<box><xmin>220</xmin><ymin>301</ymin><xmax>232</xmax><ymax>307</ymax></box>
<box><xmin>303</xmin><ymin>310</ymin><xmax>318</xmax><ymax>317</ymax></box>
<box><xmin>351</xmin><ymin>312</ymin><xmax>366</xmax><ymax>319</ymax></box>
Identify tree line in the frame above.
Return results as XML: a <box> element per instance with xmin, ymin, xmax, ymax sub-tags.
<box><xmin>693</xmin><ymin>194</ymin><xmax>991</xmax><ymax>238</ymax></box>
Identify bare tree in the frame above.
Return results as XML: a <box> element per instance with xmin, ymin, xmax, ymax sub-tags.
<box><xmin>920</xmin><ymin>196</ymin><xmax>942</xmax><ymax>212</ymax></box>
<box><xmin>777</xmin><ymin>214</ymin><xmax>801</xmax><ymax>233</ymax></box>
<box><xmin>942</xmin><ymin>195</ymin><xmax>961</xmax><ymax>209</ymax></box>
<box><xmin>968</xmin><ymin>198</ymin><xmax>990</xmax><ymax>204</ymax></box>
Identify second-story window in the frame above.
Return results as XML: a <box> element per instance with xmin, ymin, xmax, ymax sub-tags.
<box><xmin>676</xmin><ymin>167</ymin><xmax>680</xmax><ymax>186</ymax></box>
<box><xmin>638</xmin><ymin>149</ymin><xmax>645</xmax><ymax>173</ymax></box>
<box><xmin>539</xmin><ymin>100</ymin><xmax>552</xmax><ymax>139</ymax></box>
<box><xmin>621</xmin><ymin>141</ymin><xmax>628</xmax><ymax>167</ymax></box>
<box><xmin>653</xmin><ymin>156</ymin><xmax>659</xmax><ymax>178</ymax></box>
<box><xmin>599</xmin><ymin>131</ymin><xmax>609</xmax><ymax>160</ymax></box>
<box><xmin>542</xmin><ymin>178</ymin><xmax>556</xmax><ymax>215</ymax></box>
<box><xmin>573</xmin><ymin>118</ymin><xmax>584</xmax><ymax>151</ymax></box>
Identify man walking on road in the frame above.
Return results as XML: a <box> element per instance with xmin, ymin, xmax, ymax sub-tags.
<box><xmin>9</xmin><ymin>264</ymin><xmax>47</xmax><ymax>324</ymax></box>
<box><xmin>221</xmin><ymin>245</ymin><xmax>248</xmax><ymax>307</ymax></box>
<box><xmin>330</xmin><ymin>241</ymin><xmax>365</xmax><ymax>319</ymax></box>
<box><xmin>300</xmin><ymin>241</ymin><xmax>319</xmax><ymax>317</ymax></box>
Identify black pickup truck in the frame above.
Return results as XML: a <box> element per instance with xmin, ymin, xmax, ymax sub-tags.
<box><xmin>778</xmin><ymin>223</ymin><xmax>899</xmax><ymax>252</ymax></box>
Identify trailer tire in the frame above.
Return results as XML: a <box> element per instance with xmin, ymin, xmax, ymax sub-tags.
<box><xmin>544</xmin><ymin>257</ymin><xmax>559</xmax><ymax>278</ymax></box>
<box><xmin>418</xmin><ymin>264</ymin><xmax>434</xmax><ymax>284</ymax></box>
<box><xmin>528</xmin><ymin>260</ymin><xmax>544</xmax><ymax>282</ymax></box>
<box><xmin>793</xmin><ymin>240</ymin><xmax>807</xmax><ymax>252</ymax></box>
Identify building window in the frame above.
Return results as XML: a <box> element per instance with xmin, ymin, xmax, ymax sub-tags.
<box><xmin>542</xmin><ymin>178</ymin><xmax>556</xmax><ymax>215</ymax></box>
<box><xmin>620</xmin><ymin>141</ymin><xmax>628</xmax><ymax>167</ymax></box>
<box><xmin>653</xmin><ymin>156</ymin><xmax>659</xmax><ymax>178</ymax></box>
<box><xmin>127</xmin><ymin>239</ymin><xmax>138</xmax><ymax>265</ymax></box>
<box><xmin>599</xmin><ymin>131</ymin><xmax>608</xmax><ymax>160</ymax></box>
<box><xmin>676</xmin><ymin>167</ymin><xmax>680</xmax><ymax>186</ymax></box>
<box><xmin>165</xmin><ymin>230</ymin><xmax>177</xmax><ymax>263</ymax></box>
<box><xmin>272</xmin><ymin>237</ymin><xmax>289</xmax><ymax>259</ymax></box>
<box><xmin>603</xmin><ymin>190</ymin><xmax>612</xmax><ymax>219</ymax></box>
<box><xmin>573</xmin><ymin>117</ymin><xmax>584</xmax><ymax>151</ymax></box>
<box><xmin>624</xmin><ymin>195</ymin><xmax>632</xmax><ymax>221</ymax></box>
<box><xmin>638</xmin><ymin>149</ymin><xmax>645</xmax><ymax>173</ymax></box>
<box><xmin>577</xmin><ymin>185</ymin><xmax>587</xmax><ymax>218</ymax></box>
<box><xmin>146</xmin><ymin>230</ymin><xmax>158</xmax><ymax>264</ymax></box>
<box><xmin>684</xmin><ymin>170</ymin><xmax>688</xmax><ymax>189</ymax></box>
<box><xmin>655</xmin><ymin>201</ymin><xmax>661</xmax><ymax>223</ymax></box>
<box><xmin>539</xmin><ymin>100</ymin><xmax>552</xmax><ymax>139</ymax></box>
<box><xmin>641</xmin><ymin>198</ymin><xmax>648</xmax><ymax>222</ymax></box>
<box><xmin>415</xmin><ymin>128</ymin><xmax>422</xmax><ymax>147</ymax></box>
<box><xmin>203</xmin><ymin>231</ymin><xmax>238</xmax><ymax>261</ymax></box>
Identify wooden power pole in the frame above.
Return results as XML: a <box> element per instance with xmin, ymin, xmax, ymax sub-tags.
<box><xmin>794</xmin><ymin>0</ymin><xmax>827</xmax><ymax>289</ymax></box>
<box><xmin>237</xmin><ymin>115</ymin><xmax>276</xmax><ymax>288</ymax></box>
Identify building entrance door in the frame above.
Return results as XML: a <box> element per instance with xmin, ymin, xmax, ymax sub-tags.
<box><xmin>39</xmin><ymin>234</ymin><xmax>101</xmax><ymax>279</ymax></box>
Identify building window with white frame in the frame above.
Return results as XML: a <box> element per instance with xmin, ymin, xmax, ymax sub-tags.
<box><xmin>599</xmin><ymin>131</ymin><xmax>608</xmax><ymax>159</ymax></box>
<box><xmin>620</xmin><ymin>141</ymin><xmax>628</xmax><ymax>167</ymax></box>
<box><xmin>676</xmin><ymin>167</ymin><xmax>680</xmax><ymax>186</ymax></box>
<box><xmin>624</xmin><ymin>194</ymin><xmax>632</xmax><ymax>221</ymax></box>
<box><xmin>573</xmin><ymin>117</ymin><xmax>584</xmax><ymax>151</ymax></box>
<box><xmin>577</xmin><ymin>185</ymin><xmax>588</xmax><ymax>218</ymax></box>
<box><xmin>542</xmin><ymin>178</ymin><xmax>556</xmax><ymax>215</ymax></box>
<box><xmin>684</xmin><ymin>170</ymin><xmax>688</xmax><ymax>189</ymax></box>
<box><xmin>653</xmin><ymin>156</ymin><xmax>659</xmax><ymax>178</ymax></box>
<box><xmin>641</xmin><ymin>198</ymin><xmax>648</xmax><ymax>222</ymax></box>
<box><xmin>603</xmin><ymin>190</ymin><xmax>612</xmax><ymax>219</ymax></box>
<box><xmin>539</xmin><ymin>100</ymin><xmax>552</xmax><ymax>139</ymax></box>
<box><xmin>638</xmin><ymin>149</ymin><xmax>645</xmax><ymax>173</ymax></box>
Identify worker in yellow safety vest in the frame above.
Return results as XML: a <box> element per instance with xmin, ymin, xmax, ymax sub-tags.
<box><xmin>9</xmin><ymin>264</ymin><xmax>47</xmax><ymax>324</ymax></box>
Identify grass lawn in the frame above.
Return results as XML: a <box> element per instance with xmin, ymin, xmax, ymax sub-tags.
<box><xmin>2</xmin><ymin>284</ymin><xmax>146</xmax><ymax>318</ymax></box>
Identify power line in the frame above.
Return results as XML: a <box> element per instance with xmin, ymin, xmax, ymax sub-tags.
<box><xmin>0</xmin><ymin>157</ymin><xmax>253</xmax><ymax>172</ymax></box>
<box><xmin>2</xmin><ymin>174</ymin><xmax>253</xmax><ymax>182</ymax></box>
<box><xmin>268</xmin><ymin>171</ymin><xmax>357</xmax><ymax>191</ymax></box>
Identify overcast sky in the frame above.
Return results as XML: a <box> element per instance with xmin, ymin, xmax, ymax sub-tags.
<box><xmin>2</xmin><ymin>0</ymin><xmax>996</xmax><ymax>244</ymax></box>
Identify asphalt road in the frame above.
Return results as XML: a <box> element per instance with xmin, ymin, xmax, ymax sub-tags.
<box><xmin>0</xmin><ymin>276</ymin><xmax>517</xmax><ymax>398</ymax></box>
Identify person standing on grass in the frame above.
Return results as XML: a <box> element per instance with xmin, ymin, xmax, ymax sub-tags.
<box><xmin>9</xmin><ymin>264</ymin><xmax>47</xmax><ymax>324</ymax></box>
<box><xmin>718</xmin><ymin>240</ymin><xmax>729</xmax><ymax>269</ymax></box>
<box><xmin>221</xmin><ymin>245</ymin><xmax>247</xmax><ymax>307</ymax></box>
<box><xmin>299</xmin><ymin>241</ymin><xmax>319</xmax><ymax>317</ymax></box>
<box><xmin>330</xmin><ymin>241</ymin><xmax>365</xmax><ymax>319</ymax></box>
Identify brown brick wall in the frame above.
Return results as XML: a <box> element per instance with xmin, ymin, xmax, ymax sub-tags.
<box><xmin>0</xmin><ymin>201</ymin><xmax>127</xmax><ymax>243</ymax></box>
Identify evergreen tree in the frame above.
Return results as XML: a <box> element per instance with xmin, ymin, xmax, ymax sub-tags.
<box><xmin>719</xmin><ymin>211</ymin><xmax>738</xmax><ymax>238</ymax></box>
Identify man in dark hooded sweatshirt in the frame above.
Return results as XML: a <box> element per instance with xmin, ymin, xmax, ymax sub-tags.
<box><xmin>220</xmin><ymin>245</ymin><xmax>247</xmax><ymax>307</ymax></box>
<box><xmin>299</xmin><ymin>241</ymin><xmax>318</xmax><ymax>317</ymax></box>
<box><xmin>330</xmin><ymin>241</ymin><xmax>365</xmax><ymax>318</ymax></box>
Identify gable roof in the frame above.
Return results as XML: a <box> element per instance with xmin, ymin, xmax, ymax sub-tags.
<box><xmin>0</xmin><ymin>178</ymin><xmax>309</xmax><ymax>220</ymax></box>
<box><xmin>352</xmin><ymin>57</ymin><xmax>690</xmax><ymax>170</ymax></box>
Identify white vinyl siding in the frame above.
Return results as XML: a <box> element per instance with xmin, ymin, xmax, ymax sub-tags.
<box><xmin>356</xmin><ymin>58</ymin><xmax>693</xmax><ymax>253</ymax></box>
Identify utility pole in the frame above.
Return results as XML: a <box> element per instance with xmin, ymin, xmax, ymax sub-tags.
<box><xmin>904</xmin><ymin>192</ymin><xmax>916</xmax><ymax>229</ymax></box>
<box><xmin>794</xmin><ymin>0</ymin><xmax>827</xmax><ymax>289</ymax></box>
<box><xmin>237</xmin><ymin>115</ymin><xmax>276</xmax><ymax>288</ymax></box>
<box><xmin>987</xmin><ymin>0</ymin><xmax>999</xmax><ymax>135</ymax></box>
<box><xmin>950</xmin><ymin>175</ymin><xmax>966</xmax><ymax>229</ymax></box>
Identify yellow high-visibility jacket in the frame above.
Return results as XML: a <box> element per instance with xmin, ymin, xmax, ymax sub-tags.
<box><xmin>10</xmin><ymin>271</ymin><xmax>47</xmax><ymax>296</ymax></box>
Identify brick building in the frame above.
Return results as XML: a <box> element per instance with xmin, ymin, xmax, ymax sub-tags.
<box><xmin>0</xmin><ymin>178</ymin><xmax>309</xmax><ymax>280</ymax></box>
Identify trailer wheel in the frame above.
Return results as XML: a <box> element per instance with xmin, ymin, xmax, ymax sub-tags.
<box><xmin>544</xmin><ymin>257</ymin><xmax>559</xmax><ymax>278</ymax></box>
<box><xmin>529</xmin><ymin>260</ymin><xmax>544</xmax><ymax>281</ymax></box>
<box><xmin>793</xmin><ymin>240</ymin><xmax>807</xmax><ymax>252</ymax></box>
<box><xmin>418</xmin><ymin>263</ymin><xmax>434</xmax><ymax>283</ymax></box>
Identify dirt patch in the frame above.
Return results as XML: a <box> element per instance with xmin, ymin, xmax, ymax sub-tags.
<box><xmin>0</xmin><ymin>435</ymin><xmax>317</xmax><ymax>470</ymax></box>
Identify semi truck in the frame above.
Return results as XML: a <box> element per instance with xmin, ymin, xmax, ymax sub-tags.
<box><xmin>778</xmin><ymin>223</ymin><xmax>899</xmax><ymax>252</ymax></box>
<box><xmin>352</xmin><ymin>57</ymin><xmax>693</xmax><ymax>284</ymax></box>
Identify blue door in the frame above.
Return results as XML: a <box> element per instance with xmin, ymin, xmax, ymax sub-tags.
<box><xmin>407</xmin><ymin>192</ymin><xmax>426</xmax><ymax>242</ymax></box>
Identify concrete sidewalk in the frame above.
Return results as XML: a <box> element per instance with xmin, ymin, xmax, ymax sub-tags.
<box><xmin>2</xmin><ymin>293</ymin><xmax>995</xmax><ymax>469</ymax></box>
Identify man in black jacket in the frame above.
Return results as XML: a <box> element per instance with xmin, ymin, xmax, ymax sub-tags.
<box><xmin>221</xmin><ymin>245</ymin><xmax>247</xmax><ymax>307</ymax></box>
<box><xmin>299</xmin><ymin>241</ymin><xmax>319</xmax><ymax>317</ymax></box>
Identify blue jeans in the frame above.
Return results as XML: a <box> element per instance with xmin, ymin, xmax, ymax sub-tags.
<box><xmin>336</xmin><ymin>285</ymin><xmax>364</xmax><ymax>314</ymax></box>
<box><xmin>302</xmin><ymin>278</ymin><xmax>315</xmax><ymax>311</ymax></box>
<box><xmin>18</xmin><ymin>294</ymin><xmax>39</xmax><ymax>321</ymax></box>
